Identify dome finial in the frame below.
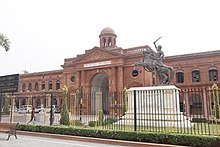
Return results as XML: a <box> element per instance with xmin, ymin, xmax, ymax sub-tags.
<box><xmin>99</xmin><ymin>27</ymin><xmax>117</xmax><ymax>48</ymax></box>
<box><xmin>100</xmin><ymin>27</ymin><xmax>116</xmax><ymax>35</ymax></box>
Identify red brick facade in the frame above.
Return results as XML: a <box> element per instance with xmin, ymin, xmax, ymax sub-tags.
<box><xmin>13</xmin><ymin>27</ymin><xmax>220</xmax><ymax>115</ymax></box>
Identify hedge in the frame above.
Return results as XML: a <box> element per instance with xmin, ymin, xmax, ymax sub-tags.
<box><xmin>17</xmin><ymin>124</ymin><xmax>220</xmax><ymax>147</ymax></box>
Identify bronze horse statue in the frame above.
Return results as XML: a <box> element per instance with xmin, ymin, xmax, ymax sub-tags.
<box><xmin>133</xmin><ymin>37</ymin><xmax>174</xmax><ymax>85</ymax></box>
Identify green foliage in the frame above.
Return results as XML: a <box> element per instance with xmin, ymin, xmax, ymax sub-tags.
<box><xmin>17</xmin><ymin>124</ymin><xmax>220</xmax><ymax>147</ymax></box>
<box><xmin>97</xmin><ymin>110</ymin><xmax>104</xmax><ymax>126</ymax></box>
<box><xmin>70</xmin><ymin>120</ymin><xmax>84</xmax><ymax>126</ymax></box>
<box><xmin>0</xmin><ymin>33</ymin><xmax>10</xmax><ymax>51</ymax></box>
<box><xmin>192</xmin><ymin>117</ymin><xmax>207</xmax><ymax>123</ymax></box>
<box><xmin>3</xmin><ymin>96</ymin><xmax>10</xmax><ymax>115</ymax></box>
<box><xmin>60</xmin><ymin>85</ymin><xmax>70</xmax><ymax>125</ymax></box>
<box><xmin>122</xmin><ymin>88</ymin><xmax>127</xmax><ymax>115</ymax></box>
<box><xmin>212</xmin><ymin>83</ymin><xmax>220</xmax><ymax>119</ymax></box>
<box><xmin>103</xmin><ymin>117</ymin><xmax>117</xmax><ymax>125</ymax></box>
<box><xmin>88</xmin><ymin>121</ymin><xmax>97</xmax><ymax>127</ymax></box>
<box><xmin>22</xmin><ymin>70</ymin><xmax>29</xmax><ymax>74</ymax></box>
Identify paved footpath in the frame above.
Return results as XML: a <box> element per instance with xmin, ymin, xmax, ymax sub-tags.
<box><xmin>0</xmin><ymin>133</ymin><xmax>124</xmax><ymax>147</ymax></box>
<box><xmin>0</xmin><ymin>131</ymin><xmax>189</xmax><ymax>147</ymax></box>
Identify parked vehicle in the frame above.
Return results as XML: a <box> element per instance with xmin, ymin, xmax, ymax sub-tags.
<box><xmin>18</xmin><ymin>105</ymin><xmax>32</xmax><ymax>113</ymax></box>
<box><xmin>35</xmin><ymin>106</ymin><xmax>42</xmax><ymax>113</ymax></box>
<box><xmin>54</xmin><ymin>105</ymin><xmax>60</xmax><ymax>113</ymax></box>
<box><xmin>43</xmin><ymin>105</ymin><xmax>60</xmax><ymax>113</ymax></box>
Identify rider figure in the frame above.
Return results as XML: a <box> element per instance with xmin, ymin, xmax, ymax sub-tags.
<box><xmin>153</xmin><ymin>37</ymin><xmax>165</xmax><ymax>70</ymax></box>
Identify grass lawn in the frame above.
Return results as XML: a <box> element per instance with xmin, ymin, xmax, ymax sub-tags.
<box><xmin>70</xmin><ymin>122</ymin><xmax>220</xmax><ymax>136</ymax></box>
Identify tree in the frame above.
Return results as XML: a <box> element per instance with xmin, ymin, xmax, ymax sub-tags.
<box><xmin>3</xmin><ymin>94</ymin><xmax>10</xmax><ymax>115</ymax></box>
<box><xmin>97</xmin><ymin>110</ymin><xmax>104</xmax><ymax>126</ymax></box>
<box><xmin>22</xmin><ymin>70</ymin><xmax>29</xmax><ymax>74</ymax></box>
<box><xmin>122</xmin><ymin>87</ymin><xmax>127</xmax><ymax>115</ymax></box>
<box><xmin>212</xmin><ymin>83</ymin><xmax>220</xmax><ymax>119</ymax></box>
<box><xmin>0</xmin><ymin>33</ymin><xmax>10</xmax><ymax>51</ymax></box>
<box><xmin>60</xmin><ymin>85</ymin><xmax>70</xmax><ymax>125</ymax></box>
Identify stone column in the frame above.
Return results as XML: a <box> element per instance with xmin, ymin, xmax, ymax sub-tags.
<box><xmin>10</xmin><ymin>96</ymin><xmax>15</xmax><ymax>122</ymax></box>
<box><xmin>81</xmin><ymin>70</ymin><xmax>85</xmax><ymax>92</ymax></box>
<box><xmin>76</xmin><ymin>71</ymin><xmax>81</xmax><ymax>89</ymax></box>
<box><xmin>40</xmin><ymin>96</ymin><xmax>43</xmax><ymax>108</ymax></box>
<box><xmin>184</xmin><ymin>90</ymin><xmax>190</xmax><ymax>117</ymax></box>
<box><xmin>111</xmin><ymin>67</ymin><xmax>116</xmax><ymax>92</ymax></box>
<box><xmin>46</xmin><ymin>94</ymin><xmax>51</xmax><ymax>108</ymax></box>
<box><xmin>117</xmin><ymin>66</ymin><xmax>124</xmax><ymax>115</ymax></box>
<box><xmin>202</xmin><ymin>88</ymin><xmax>208</xmax><ymax>117</ymax></box>
<box><xmin>117</xmin><ymin>66</ymin><xmax>124</xmax><ymax>91</ymax></box>
<box><xmin>18</xmin><ymin>98</ymin><xmax>22</xmax><ymax>109</ymax></box>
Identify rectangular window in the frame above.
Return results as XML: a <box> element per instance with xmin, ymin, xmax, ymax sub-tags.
<box><xmin>56</xmin><ymin>81</ymin><xmax>60</xmax><ymax>90</ymax></box>
<box><xmin>42</xmin><ymin>82</ymin><xmax>45</xmax><ymax>90</ymax></box>
<box><xmin>192</xmin><ymin>71</ymin><xmax>200</xmax><ymax>82</ymax></box>
<box><xmin>176</xmin><ymin>72</ymin><xmax>184</xmax><ymax>83</ymax></box>
<box><xmin>49</xmin><ymin>81</ymin><xmax>52</xmax><ymax>90</ymax></box>
<box><xmin>34</xmin><ymin>83</ymin><xmax>38</xmax><ymax>91</ymax></box>
<box><xmin>209</xmin><ymin>70</ymin><xmax>218</xmax><ymax>81</ymax></box>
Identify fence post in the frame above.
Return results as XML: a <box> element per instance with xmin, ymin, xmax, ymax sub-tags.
<box><xmin>0</xmin><ymin>93</ymin><xmax>2</xmax><ymax>122</ymax></box>
<box><xmin>50</xmin><ymin>93</ymin><xmax>54</xmax><ymax>126</ymax></box>
<box><xmin>134</xmin><ymin>90</ymin><xmax>137</xmax><ymax>131</ymax></box>
<box><xmin>212</xmin><ymin>83</ymin><xmax>220</xmax><ymax>119</ymax></box>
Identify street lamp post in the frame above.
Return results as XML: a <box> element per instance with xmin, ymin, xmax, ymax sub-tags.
<box><xmin>50</xmin><ymin>93</ymin><xmax>54</xmax><ymax>126</ymax></box>
<box><xmin>0</xmin><ymin>94</ymin><xmax>2</xmax><ymax>122</ymax></box>
<box><xmin>46</xmin><ymin>93</ymin><xmax>54</xmax><ymax>126</ymax></box>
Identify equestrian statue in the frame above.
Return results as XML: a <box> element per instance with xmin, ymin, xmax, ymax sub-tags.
<box><xmin>133</xmin><ymin>37</ymin><xmax>174</xmax><ymax>85</ymax></box>
<box><xmin>0</xmin><ymin>33</ymin><xmax>10</xmax><ymax>52</ymax></box>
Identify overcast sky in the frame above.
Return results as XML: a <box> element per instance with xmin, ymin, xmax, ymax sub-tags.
<box><xmin>0</xmin><ymin>0</ymin><xmax>219</xmax><ymax>76</ymax></box>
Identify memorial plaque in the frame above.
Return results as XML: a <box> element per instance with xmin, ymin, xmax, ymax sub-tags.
<box><xmin>0</xmin><ymin>74</ymin><xmax>19</xmax><ymax>93</ymax></box>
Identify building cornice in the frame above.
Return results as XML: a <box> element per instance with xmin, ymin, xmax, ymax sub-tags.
<box><xmin>20</xmin><ymin>69</ymin><xmax>63</xmax><ymax>78</ymax></box>
<box><xmin>165</xmin><ymin>50</ymin><xmax>220</xmax><ymax>60</ymax></box>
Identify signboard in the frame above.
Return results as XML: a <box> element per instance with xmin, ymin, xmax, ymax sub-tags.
<box><xmin>0</xmin><ymin>74</ymin><xmax>19</xmax><ymax>93</ymax></box>
<box><xmin>84</xmin><ymin>60</ymin><xmax>111</xmax><ymax>68</ymax></box>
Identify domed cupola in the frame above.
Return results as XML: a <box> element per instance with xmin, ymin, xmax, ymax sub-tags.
<box><xmin>99</xmin><ymin>27</ymin><xmax>117</xmax><ymax>48</ymax></box>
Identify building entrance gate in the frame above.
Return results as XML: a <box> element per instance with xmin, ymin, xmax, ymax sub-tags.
<box><xmin>91</xmin><ymin>73</ymin><xmax>109</xmax><ymax>115</ymax></box>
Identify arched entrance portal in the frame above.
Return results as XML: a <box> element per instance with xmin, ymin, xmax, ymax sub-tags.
<box><xmin>91</xmin><ymin>73</ymin><xmax>109</xmax><ymax>115</ymax></box>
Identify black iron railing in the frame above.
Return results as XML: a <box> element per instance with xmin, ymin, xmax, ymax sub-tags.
<box><xmin>2</xmin><ymin>86</ymin><xmax>220</xmax><ymax>136</ymax></box>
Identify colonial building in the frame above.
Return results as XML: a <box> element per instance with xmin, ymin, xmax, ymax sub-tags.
<box><xmin>13</xmin><ymin>27</ymin><xmax>220</xmax><ymax>116</ymax></box>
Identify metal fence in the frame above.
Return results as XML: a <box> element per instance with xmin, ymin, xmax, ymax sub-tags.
<box><xmin>1</xmin><ymin>85</ymin><xmax>220</xmax><ymax>136</ymax></box>
<box><xmin>68</xmin><ymin>86</ymin><xmax>220</xmax><ymax>136</ymax></box>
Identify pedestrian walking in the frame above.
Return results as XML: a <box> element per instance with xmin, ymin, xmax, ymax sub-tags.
<box><xmin>27</xmin><ymin>107</ymin><xmax>36</xmax><ymax>124</ymax></box>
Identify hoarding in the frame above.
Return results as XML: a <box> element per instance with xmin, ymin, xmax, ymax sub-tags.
<box><xmin>0</xmin><ymin>74</ymin><xmax>19</xmax><ymax>93</ymax></box>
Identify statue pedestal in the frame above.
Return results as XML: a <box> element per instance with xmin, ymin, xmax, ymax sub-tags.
<box><xmin>117</xmin><ymin>85</ymin><xmax>192</xmax><ymax>128</ymax></box>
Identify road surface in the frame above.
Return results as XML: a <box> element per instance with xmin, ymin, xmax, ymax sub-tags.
<box><xmin>0</xmin><ymin>133</ymin><xmax>125</xmax><ymax>147</ymax></box>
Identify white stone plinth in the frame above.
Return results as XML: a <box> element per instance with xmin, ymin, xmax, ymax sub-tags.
<box><xmin>116</xmin><ymin>85</ymin><xmax>192</xmax><ymax>128</ymax></box>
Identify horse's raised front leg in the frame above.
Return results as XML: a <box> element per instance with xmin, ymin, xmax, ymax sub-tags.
<box><xmin>132</xmin><ymin>61</ymin><xmax>142</xmax><ymax>67</ymax></box>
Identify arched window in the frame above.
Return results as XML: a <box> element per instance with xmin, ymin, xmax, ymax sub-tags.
<box><xmin>192</xmin><ymin>69</ymin><xmax>200</xmax><ymax>82</ymax></box>
<box><xmin>34</xmin><ymin>82</ymin><xmax>38</xmax><ymax>91</ymax></box>
<box><xmin>209</xmin><ymin>68</ymin><xmax>218</xmax><ymax>81</ymax></box>
<box><xmin>28</xmin><ymin>82</ymin><xmax>32</xmax><ymax>92</ymax></box>
<box><xmin>108</xmin><ymin>37</ymin><xmax>112</xmax><ymax>46</ymax></box>
<box><xmin>176</xmin><ymin>71</ymin><xmax>184</xmax><ymax>83</ymax></box>
<box><xmin>103</xmin><ymin>37</ymin><xmax>106</xmax><ymax>47</ymax></box>
<box><xmin>21</xmin><ymin>98</ymin><xmax>26</xmax><ymax>105</ymax></box>
<box><xmin>36</xmin><ymin>98</ymin><xmax>41</xmax><ymax>107</ymax></box>
<box><xmin>56</xmin><ymin>80</ymin><xmax>60</xmax><ymax>90</ymax></box>
<box><xmin>49</xmin><ymin>81</ymin><xmax>52</xmax><ymax>90</ymax></box>
<box><xmin>22</xmin><ymin>83</ymin><xmax>26</xmax><ymax>92</ymax></box>
<box><xmin>42</xmin><ymin>82</ymin><xmax>45</xmax><ymax>91</ymax></box>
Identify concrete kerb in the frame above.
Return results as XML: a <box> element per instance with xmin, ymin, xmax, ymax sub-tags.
<box><xmin>16</xmin><ymin>131</ymin><xmax>189</xmax><ymax>147</ymax></box>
